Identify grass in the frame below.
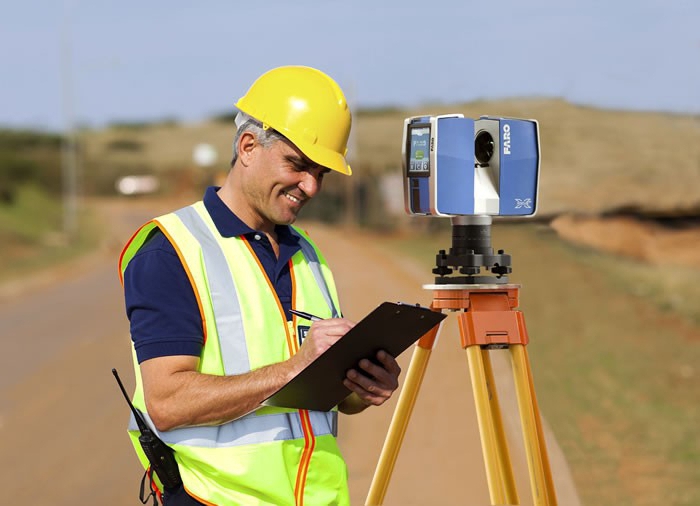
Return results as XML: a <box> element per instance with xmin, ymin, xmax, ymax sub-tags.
<box><xmin>559</xmin><ymin>242</ymin><xmax>700</xmax><ymax>326</ymax></box>
<box><xmin>0</xmin><ymin>185</ymin><xmax>100</xmax><ymax>283</ymax></box>
<box><xmin>379</xmin><ymin>222</ymin><xmax>700</xmax><ymax>506</ymax></box>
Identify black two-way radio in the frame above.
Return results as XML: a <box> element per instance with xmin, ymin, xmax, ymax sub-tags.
<box><xmin>112</xmin><ymin>368</ymin><xmax>182</xmax><ymax>500</ymax></box>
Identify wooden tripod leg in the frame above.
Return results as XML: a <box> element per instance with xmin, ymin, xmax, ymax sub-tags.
<box><xmin>365</xmin><ymin>325</ymin><xmax>441</xmax><ymax>506</ymax></box>
<box><xmin>510</xmin><ymin>344</ymin><xmax>557</xmax><ymax>506</ymax></box>
<box><xmin>522</xmin><ymin>346</ymin><xmax>558</xmax><ymax>505</ymax></box>
<box><xmin>467</xmin><ymin>346</ymin><xmax>518</xmax><ymax>505</ymax></box>
<box><xmin>481</xmin><ymin>347</ymin><xmax>519</xmax><ymax>504</ymax></box>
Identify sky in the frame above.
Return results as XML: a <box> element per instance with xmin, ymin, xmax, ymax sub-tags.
<box><xmin>1</xmin><ymin>0</ymin><xmax>698</xmax><ymax>131</ymax></box>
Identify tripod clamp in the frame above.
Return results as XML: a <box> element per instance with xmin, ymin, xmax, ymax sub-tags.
<box><xmin>433</xmin><ymin>216</ymin><xmax>512</xmax><ymax>285</ymax></box>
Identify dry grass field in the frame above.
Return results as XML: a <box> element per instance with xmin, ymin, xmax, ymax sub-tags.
<box><xmin>81</xmin><ymin>99</ymin><xmax>700</xmax><ymax>217</ymax></box>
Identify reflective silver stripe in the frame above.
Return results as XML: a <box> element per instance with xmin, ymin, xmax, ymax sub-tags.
<box><xmin>129</xmin><ymin>410</ymin><xmax>337</xmax><ymax>448</ymax></box>
<box><xmin>175</xmin><ymin>206</ymin><xmax>250</xmax><ymax>376</ymax></box>
<box><xmin>291</xmin><ymin>229</ymin><xmax>339</xmax><ymax>318</ymax></box>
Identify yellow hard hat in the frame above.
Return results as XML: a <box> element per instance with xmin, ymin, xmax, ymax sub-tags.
<box><xmin>235</xmin><ymin>66</ymin><xmax>352</xmax><ymax>175</ymax></box>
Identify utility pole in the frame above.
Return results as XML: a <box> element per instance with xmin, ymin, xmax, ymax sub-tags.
<box><xmin>61</xmin><ymin>0</ymin><xmax>79</xmax><ymax>239</ymax></box>
<box><xmin>344</xmin><ymin>78</ymin><xmax>357</xmax><ymax>227</ymax></box>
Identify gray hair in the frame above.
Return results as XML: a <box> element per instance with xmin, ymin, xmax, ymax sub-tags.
<box><xmin>230</xmin><ymin>112</ymin><xmax>287</xmax><ymax>166</ymax></box>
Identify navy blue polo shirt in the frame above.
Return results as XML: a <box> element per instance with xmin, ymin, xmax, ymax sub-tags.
<box><xmin>123</xmin><ymin>186</ymin><xmax>302</xmax><ymax>364</ymax></box>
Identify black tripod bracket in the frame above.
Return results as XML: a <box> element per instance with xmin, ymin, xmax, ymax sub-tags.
<box><xmin>432</xmin><ymin>216</ymin><xmax>512</xmax><ymax>285</ymax></box>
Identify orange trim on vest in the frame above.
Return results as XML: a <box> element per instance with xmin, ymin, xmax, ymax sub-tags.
<box><xmin>240</xmin><ymin>236</ymin><xmax>297</xmax><ymax>357</ymax></box>
<box><xmin>155</xmin><ymin>220</ymin><xmax>209</xmax><ymax>346</ymax></box>
<box><xmin>118</xmin><ymin>221</ymin><xmax>153</xmax><ymax>286</ymax></box>
<box><xmin>146</xmin><ymin>467</ymin><xmax>163</xmax><ymax>503</ymax></box>
<box><xmin>289</xmin><ymin>259</ymin><xmax>299</xmax><ymax>349</ymax></box>
<box><xmin>289</xmin><ymin>259</ymin><xmax>317</xmax><ymax>505</ymax></box>
<box><xmin>294</xmin><ymin>409</ymin><xmax>317</xmax><ymax>506</ymax></box>
<box><xmin>184</xmin><ymin>485</ymin><xmax>218</xmax><ymax>506</ymax></box>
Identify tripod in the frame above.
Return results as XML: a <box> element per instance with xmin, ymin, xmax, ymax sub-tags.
<box><xmin>365</xmin><ymin>217</ymin><xmax>557</xmax><ymax>506</ymax></box>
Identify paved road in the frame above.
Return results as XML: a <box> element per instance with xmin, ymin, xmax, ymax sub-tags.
<box><xmin>0</xmin><ymin>198</ymin><xmax>580</xmax><ymax>505</ymax></box>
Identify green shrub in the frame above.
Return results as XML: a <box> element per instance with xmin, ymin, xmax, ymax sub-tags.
<box><xmin>0</xmin><ymin>184</ymin><xmax>62</xmax><ymax>243</ymax></box>
<box><xmin>105</xmin><ymin>139</ymin><xmax>144</xmax><ymax>152</ymax></box>
<box><xmin>0</xmin><ymin>129</ymin><xmax>64</xmax><ymax>198</ymax></box>
<box><xmin>0</xmin><ymin>129</ymin><xmax>62</xmax><ymax>150</ymax></box>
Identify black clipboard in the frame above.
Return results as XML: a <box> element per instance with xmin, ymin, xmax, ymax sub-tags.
<box><xmin>262</xmin><ymin>302</ymin><xmax>446</xmax><ymax>412</ymax></box>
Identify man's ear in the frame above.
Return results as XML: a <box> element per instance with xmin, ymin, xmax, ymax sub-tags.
<box><xmin>237</xmin><ymin>131</ymin><xmax>257</xmax><ymax>166</ymax></box>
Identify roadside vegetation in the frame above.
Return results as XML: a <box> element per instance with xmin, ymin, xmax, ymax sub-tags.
<box><xmin>0</xmin><ymin>130</ymin><xmax>98</xmax><ymax>283</ymax></box>
<box><xmin>0</xmin><ymin>184</ymin><xmax>98</xmax><ymax>281</ymax></box>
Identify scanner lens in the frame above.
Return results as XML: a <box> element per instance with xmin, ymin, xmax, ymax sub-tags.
<box><xmin>475</xmin><ymin>131</ymin><xmax>494</xmax><ymax>165</ymax></box>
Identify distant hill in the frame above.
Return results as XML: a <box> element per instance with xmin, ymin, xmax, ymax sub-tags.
<box><xmin>80</xmin><ymin>99</ymin><xmax>700</xmax><ymax>217</ymax></box>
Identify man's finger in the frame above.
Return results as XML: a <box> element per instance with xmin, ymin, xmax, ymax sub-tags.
<box><xmin>376</xmin><ymin>350</ymin><xmax>401</xmax><ymax>376</ymax></box>
<box><xmin>342</xmin><ymin>377</ymin><xmax>388</xmax><ymax>405</ymax></box>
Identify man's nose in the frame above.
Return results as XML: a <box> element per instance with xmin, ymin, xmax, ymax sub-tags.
<box><xmin>298</xmin><ymin>171</ymin><xmax>320</xmax><ymax>198</ymax></box>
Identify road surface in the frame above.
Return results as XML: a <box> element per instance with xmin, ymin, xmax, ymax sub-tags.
<box><xmin>0</xmin><ymin>197</ymin><xmax>580</xmax><ymax>505</ymax></box>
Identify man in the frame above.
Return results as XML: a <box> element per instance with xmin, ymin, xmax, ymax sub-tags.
<box><xmin>119</xmin><ymin>66</ymin><xmax>401</xmax><ymax>505</ymax></box>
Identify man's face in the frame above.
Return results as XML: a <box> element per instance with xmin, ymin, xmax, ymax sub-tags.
<box><xmin>239</xmin><ymin>134</ymin><xmax>330</xmax><ymax>231</ymax></box>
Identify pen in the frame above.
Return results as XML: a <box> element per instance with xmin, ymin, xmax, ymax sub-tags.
<box><xmin>289</xmin><ymin>309</ymin><xmax>323</xmax><ymax>322</ymax></box>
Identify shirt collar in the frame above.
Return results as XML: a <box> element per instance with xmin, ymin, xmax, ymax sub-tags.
<box><xmin>202</xmin><ymin>186</ymin><xmax>300</xmax><ymax>246</ymax></box>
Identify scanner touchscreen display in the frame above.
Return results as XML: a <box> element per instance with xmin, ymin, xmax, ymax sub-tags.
<box><xmin>407</xmin><ymin>125</ymin><xmax>430</xmax><ymax>176</ymax></box>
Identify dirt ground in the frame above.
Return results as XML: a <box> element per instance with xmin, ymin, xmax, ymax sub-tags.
<box><xmin>550</xmin><ymin>214</ymin><xmax>700</xmax><ymax>268</ymax></box>
<box><xmin>0</xmin><ymin>197</ymin><xmax>580</xmax><ymax>505</ymax></box>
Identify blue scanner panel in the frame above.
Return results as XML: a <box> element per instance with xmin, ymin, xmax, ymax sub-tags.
<box><xmin>498</xmin><ymin>120</ymin><xmax>538</xmax><ymax>215</ymax></box>
<box><xmin>435</xmin><ymin>117</ymin><xmax>474</xmax><ymax>215</ymax></box>
<box><xmin>409</xmin><ymin>177</ymin><xmax>430</xmax><ymax>214</ymax></box>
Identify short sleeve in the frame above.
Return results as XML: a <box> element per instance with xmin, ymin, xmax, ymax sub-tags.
<box><xmin>123</xmin><ymin>230</ymin><xmax>204</xmax><ymax>363</ymax></box>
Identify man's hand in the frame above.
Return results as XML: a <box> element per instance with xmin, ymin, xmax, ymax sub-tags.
<box><xmin>340</xmin><ymin>350</ymin><xmax>401</xmax><ymax>414</ymax></box>
<box><xmin>289</xmin><ymin>318</ymin><xmax>355</xmax><ymax>375</ymax></box>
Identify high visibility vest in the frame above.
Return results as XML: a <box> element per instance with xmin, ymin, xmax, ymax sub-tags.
<box><xmin>119</xmin><ymin>201</ymin><xmax>349</xmax><ymax>506</ymax></box>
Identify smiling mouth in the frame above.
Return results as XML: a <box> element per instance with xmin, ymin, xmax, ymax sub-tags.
<box><xmin>283</xmin><ymin>191</ymin><xmax>305</xmax><ymax>204</ymax></box>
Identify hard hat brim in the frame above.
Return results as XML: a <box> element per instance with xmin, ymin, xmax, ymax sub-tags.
<box><xmin>298</xmin><ymin>141</ymin><xmax>352</xmax><ymax>176</ymax></box>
